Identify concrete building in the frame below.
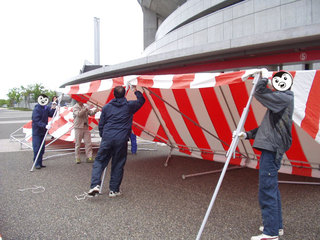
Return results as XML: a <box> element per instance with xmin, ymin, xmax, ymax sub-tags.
<box><xmin>61</xmin><ymin>0</ymin><xmax>320</xmax><ymax>87</ymax></box>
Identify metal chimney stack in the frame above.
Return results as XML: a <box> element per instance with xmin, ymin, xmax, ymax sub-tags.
<box><xmin>94</xmin><ymin>17</ymin><xmax>100</xmax><ymax>65</ymax></box>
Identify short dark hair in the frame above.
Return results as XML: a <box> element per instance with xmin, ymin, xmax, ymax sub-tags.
<box><xmin>39</xmin><ymin>94</ymin><xmax>48</xmax><ymax>99</ymax></box>
<box><xmin>114</xmin><ymin>86</ymin><xmax>125</xmax><ymax>98</ymax></box>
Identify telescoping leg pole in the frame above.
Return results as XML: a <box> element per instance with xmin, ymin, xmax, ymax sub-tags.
<box><xmin>195</xmin><ymin>73</ymin><xmax>261</xmax><ymax>240</ymax></box>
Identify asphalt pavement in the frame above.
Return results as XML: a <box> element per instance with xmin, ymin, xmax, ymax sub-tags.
<box><xmin>0</xmin><ymin>108</ymin><xmax>319</xmax><ymax>240</ymax></box>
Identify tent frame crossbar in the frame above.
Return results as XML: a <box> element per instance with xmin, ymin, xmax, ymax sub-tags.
<box><xmin>141</xmin><ymin>86</ymin><xmax>175</xmax><ymax>148</ymax></box>
<box><xmin>278</xmin><ymin>180</ymin><xmax>320</xmax><ymax>185</ymax></box>
<box><xmin>133</xmin><ymin>122</ymin><xmax>247</xmax><ymax>169</ymax></box>
<box><xmin>182</xmin><ymin>166</ymin><xmax>243</xmax><ymax>179</ymax></box>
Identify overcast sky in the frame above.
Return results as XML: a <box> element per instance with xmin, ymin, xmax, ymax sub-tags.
<box><xmin>0</xmin><ymin>0</ymin><xmax>143</xmax><ymax>99</ymax></box>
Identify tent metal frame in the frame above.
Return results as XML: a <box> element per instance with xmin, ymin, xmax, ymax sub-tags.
<box><xmin>196</xmin><ymin>73</ymin><xmax>262</xmax><ymax>239</ymax></box>
<box><xmin>141</xmin><ymin>86</ymin><xmax>251</xmax><ymax>180</ymax></box>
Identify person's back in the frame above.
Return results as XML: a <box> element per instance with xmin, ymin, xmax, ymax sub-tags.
<box><xmin>88</xmin><ymin>85</ymin><xmax>145</xmax><ymax>198</ymax></box>
<box><xmin>99</xmin><ymin>86</ymin><xmax>145</xmax><ymax>140</ymax></box>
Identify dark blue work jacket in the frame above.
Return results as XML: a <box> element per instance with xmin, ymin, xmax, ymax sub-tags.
<box><xmin>32</xmin><ymin>104</ymin><xmax>55</xmax><ymax>136</ymax></box>
<box><xmin>99</xmin><ymin>91</ymin><xmax>145</xmax><ymax>141</ymax></box>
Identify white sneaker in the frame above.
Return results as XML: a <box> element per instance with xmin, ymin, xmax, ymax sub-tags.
<box><xmin>109</xmin><ymin>191</ymin><xmax>122</xmax><ymax>198</ymax></box>
<box><xmin>259</xmin><ymin>226</ymin><xmax>284</xmax><ymax>236</ymax></box>
<box><xmin>251</xmin><ymin>234</ymin><xmax>278</xmax><ymax>240</ymax></box>
<box><xmin>88</xmin><ymin>185</ymin><xmax>100</xmax><ymax>196</ymax></box>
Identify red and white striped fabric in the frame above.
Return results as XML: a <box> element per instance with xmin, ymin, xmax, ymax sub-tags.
<box><xmin>23</xmin><ymin>106</ymin><xmax>100</xmax><ymax>143</ymax></box>
<box><xmin>62</xmin><ymin>69</ymin><xmax>320</xmax><ymax>178</ymax></box>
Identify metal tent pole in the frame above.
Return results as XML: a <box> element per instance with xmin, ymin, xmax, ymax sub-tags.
<box><xmin>99</xmin><ymin>167</ymin><xmax>107</xmax><ymax>194</ymax></box>
<box><xmin>196</xmin><ymin>73</ymin><xmax>261</xmax><ymax>240</ymax></box>
<box><xmin>278</xmin><ymin>180</ymin><xmax>320</xmax><ymax>185</ymax></box>
<box><xmin>141</xmin><ymin>86</ymin><xmax>176</xmax><ymax>166</ymax></box>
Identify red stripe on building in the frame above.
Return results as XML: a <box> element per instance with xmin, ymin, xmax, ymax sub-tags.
<box><xmin>300</xmin><ymin>70</ymin><xmax>320</xmax><ymax>139</ymax></box>
<box><xmin>173</xmin><ymin>89</ymin><xmax>213</xmax><ymax>160</ymax></box>
<box><xmin>141</xmin><ymin>50</ymin><xmax>320</xmax><ymax>75</ymax></box>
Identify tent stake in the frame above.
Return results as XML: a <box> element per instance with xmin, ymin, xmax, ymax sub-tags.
<box><xmin>164</xmin><ymin>147</ymin><xmax>173</xmax><ymax>167</ymax></box>
<box><xmin>196</xmin><ymin>73</ymin><xmax>261</xmax><ymax>239</ymax></box>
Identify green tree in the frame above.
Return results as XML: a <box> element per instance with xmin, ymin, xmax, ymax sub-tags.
<box><xmin>7</xmin><ymin>88</ymin><xmax>22</xmax><ymax>107</ymax></box>
<box><xmin>44</xmin><ymin>89</ymin><xmax>57</xmax><ymax>100</ymax></box>
<box><xmin>20</xmin><ymin>85</ymin><xmax>32</xmax><ymax>104</ymax></box>
<box><xmin>7</xmin><ymin>84</ymin><xmax>57</xmax><ymax>108</ymax></box>
<box><xmin>0</xmin><ymin>99</ymin><xmax>8</xmax><ymax>107</ymax></box>
<box><xmin>30</xmin><ymin>83</ymin><xmax>45</xmax><ymax>102</ymax></box>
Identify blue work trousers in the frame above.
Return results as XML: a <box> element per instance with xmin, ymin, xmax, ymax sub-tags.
<box><xmin>90</xmin><ymin>138</ymin><xmax>128</xmax><ymax>192</ymax></box>
<box><xmin>259</xmin><ymin>150</ymin><xmax>283</xmax><ymax>236</ymax></box>
<box><xmin>130</xmin><ymin>133</ymin><xmax>137</xmax><ymax>154</ymax></box>
<box><xmin>32</xmin><ymin>135</ymin><xmax>45</xmax><ymax>167</ymax></box>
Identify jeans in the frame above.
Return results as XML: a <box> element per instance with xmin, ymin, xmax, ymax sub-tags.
<box><xmin>259</xmin><ymin>150</ymin><xmax>283</xmax><ymax>236</ymax></box>
<box><xmin>32</xmin><ymin>135</ymin><xmax>45</xmax><ymax>167</ymax></box>
<box><xmin>90</xmin><ymin>138</ymin><xmax>128</xmax><ymax>192</ymax></box>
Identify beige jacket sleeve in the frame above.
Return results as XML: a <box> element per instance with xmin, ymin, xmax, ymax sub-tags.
<box><xmin>73</xmin><ymin>103</ymin><xmax>89</xmax><ymax>128</ymax></box>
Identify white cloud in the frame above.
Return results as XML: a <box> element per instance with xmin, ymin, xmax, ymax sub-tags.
<box><xmin>0</xmin><ymin>0</ymin><xmax>143</xmax><ymax>99</ymax></box>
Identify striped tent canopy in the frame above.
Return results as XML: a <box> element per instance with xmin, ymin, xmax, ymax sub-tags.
<box><xmin>63</xmin><ymin>69</ymin><xmax>320</xmax><ymax>178</ymax></box>
<box><xmin>23</xmin><ymin>106</ymin><xmax>100</xmax><ymax>142</ymax></box>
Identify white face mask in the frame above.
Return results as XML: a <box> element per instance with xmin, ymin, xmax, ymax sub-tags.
<box><xmin>272</xmin><ymin>72</ymin><xmax>293</xmax><ymax>92</ymax></box>
<box><xmin>38</xmin><ymin>95</ymin><xmax>49</xmax><ymax>106</ymax></box>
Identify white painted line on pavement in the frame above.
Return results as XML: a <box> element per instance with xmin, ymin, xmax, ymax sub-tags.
<box><xmin>0</xmin><ymin>120</ymin><xmax>29</xmax><ymax>124</ymax></box>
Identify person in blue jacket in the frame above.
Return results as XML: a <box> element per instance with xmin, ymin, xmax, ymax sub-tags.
<box><xmin>88</xmin><ymin>85</ymin><xmax>145</xmax><ymax>197</ymax></box>
<box><xmin>32</xmin><ymin>94</ymin><xmax>56</xmax><ymax>169</ymax></box>
<box><xmin>238</xmin><ymin>71</ymin><xmax>294</xmax><ymax>240</ymax></box>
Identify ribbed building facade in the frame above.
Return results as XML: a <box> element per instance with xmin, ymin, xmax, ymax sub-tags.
<box><xmin>62</xmin><ymin>0</ymin><xmax>320</xmax><ymax>86</ymax></box>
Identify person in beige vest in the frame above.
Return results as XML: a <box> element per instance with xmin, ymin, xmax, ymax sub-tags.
<box><xmin>73</xmin><ymin>101</ymin><xmax>99</xmax><ymax>164</ymax></box>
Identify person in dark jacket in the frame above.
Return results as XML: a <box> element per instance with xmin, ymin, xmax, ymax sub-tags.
<box><xmin>32</xmin><ymin>94</ymin><xmax>56</xmax><ymax>169</ymax></box>
<box><xmin>238</xmin><ymin>71</ymin><xmax>294</xmax><ymax>240</ymax></box>
<box><xmin>88</xmin><ymin>85</ymin><xmax>145</xmax><ymax>197</ymax></box>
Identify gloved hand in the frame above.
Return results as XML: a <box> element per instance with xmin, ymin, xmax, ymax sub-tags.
<box><xmin>128</xmin><ymin>84</ymin><xmax>136</xmax><ymax>92</ymax></box>
<box><xmin>238</xmin><ymin>132</ymin><xmax>247</xmax><ymax>139</ymax></box>
<box><xmin>261</xmin><ymin>68</ymin><xmax>269</xmax><ymax>79</ymax></box>
<box><xmin>242</xmin><ymin>69</ymin><xmax>260</xmax><ymax>81</ymax></box>
<box><xmin>92</xmin><ymin>107</ymin><xmax>99</xmax><ymax>113</ymax></box>
<box><xmin>233</xmin><ymin>131</ymin><xmax>247</xmax><ymax>139</ymax></box>
<box><xmin>46</xmin><ymin>124</ymin><xmax>51</xmax><ymax>130</ymax></box>
<box><xmin>51</xmin><ymin>102</ymin><xmax>57</xmax><ymax>109</ymax></box>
